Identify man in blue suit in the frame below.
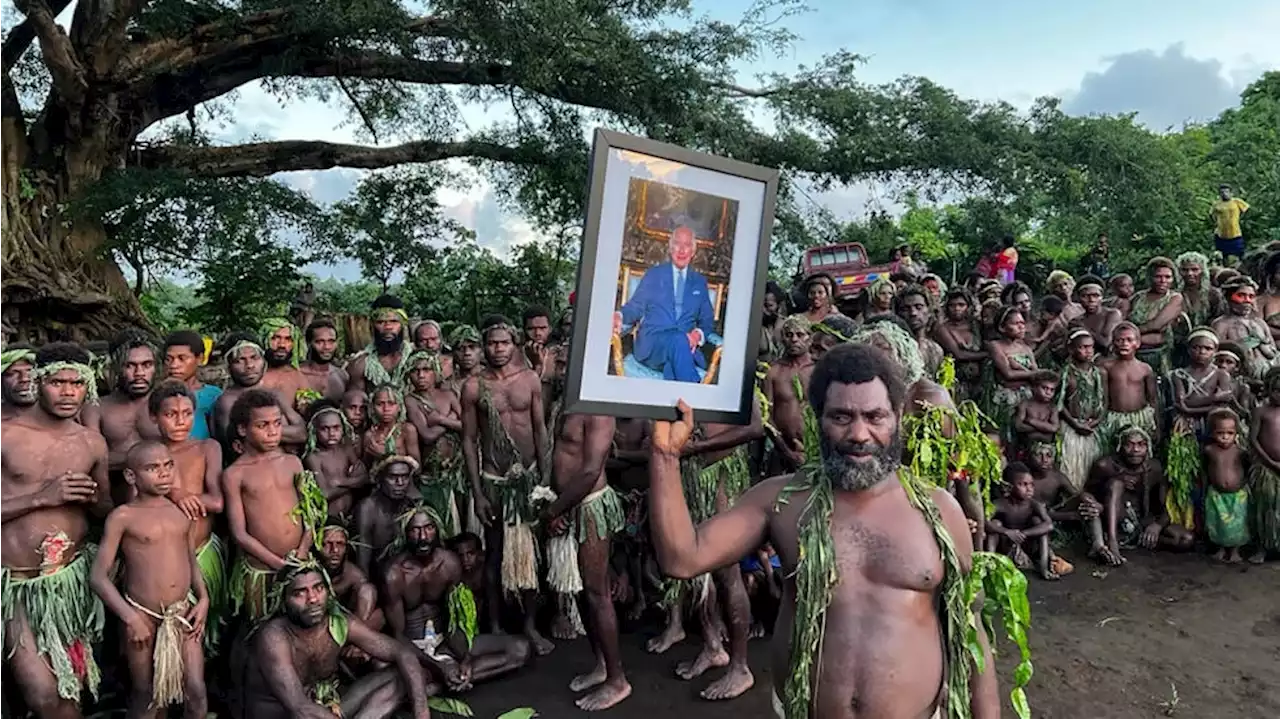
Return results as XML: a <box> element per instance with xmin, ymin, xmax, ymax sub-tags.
<box><xmin>613</xmin><ymin>225</ymin><xmax>718</xmax><ymax>382</ymax></box>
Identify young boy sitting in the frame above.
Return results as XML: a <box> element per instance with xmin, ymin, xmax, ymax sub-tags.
<box><xmin>985</xmin><ymin>463</ymin><xmax>1058</xmax><ymax>580</ymax></box>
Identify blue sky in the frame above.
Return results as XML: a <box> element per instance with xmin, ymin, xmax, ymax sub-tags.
<box><xmin>172</xmin><ymin>0</ymin><xmax>1280</xmax><ymax>280</ymax></box>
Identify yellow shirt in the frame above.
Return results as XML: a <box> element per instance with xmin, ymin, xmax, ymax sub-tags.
<box><xmin>1211</xmin><ymin>198</ymin><xmax>1248</xmax><ymax>239</ymax></box>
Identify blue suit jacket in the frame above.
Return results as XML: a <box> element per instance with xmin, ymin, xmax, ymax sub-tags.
<box><xmin>619</xmin><ymin>262</ymin><xmax>718</xmax><ymax>368</ymax></box>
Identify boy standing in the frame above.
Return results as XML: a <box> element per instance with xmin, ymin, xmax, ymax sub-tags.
<box><xmin>1203</xmin><ymin>409</ymin><xmax>1249</xmax><ymax>563</ymax></box>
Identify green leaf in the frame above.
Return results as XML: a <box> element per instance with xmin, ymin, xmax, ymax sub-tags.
<box><xmin>496</xmin><ymin>709</ymin><xmax>538</xmax><ymax>719</ymax></box>
<box><xmin>1011</xmin><ymin>687</ymin><xmax>1031</xmax><ymax>719</ymax></box>
<box><xmin>428</xmin><ymin>696</ymin><xmax>475</xmax><ymax>716</ymax></box>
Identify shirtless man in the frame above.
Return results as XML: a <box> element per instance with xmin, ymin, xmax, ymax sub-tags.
<box><xmin>896</xmin><ymin>284</ymin><xmax>944</xmax><ymax>378</ymax></box>
<box><xmin>213</xmin><ymin>333</ymin><xmax>307</xmax><ymax>448</ymax></box>
<box><xmin>352</xmin><ymin>456</ymin><xmax>421</xmax><ymax>577</ymax></box>
<box><xmin>319</xmin><ymin>524</ymin><xmax>382</xmax><ymax>629</ymax></box>
<box><xmin>303</xmin><ymin>401</ymin><xmax>368</xmax><ymax>519</ymax></box>
<box><xmin>261</xmin><ymin>319</ymin><xmax>312</xmax><ymax>416</ymax></box>
<box><xmin>808</xmin><ymin>314</ymin><xmax>858</xmax><ymax>363</ymax></box>
<box><xmin>763</xmin><ymin>315</ymin><xmax>814</xmax><ymax>473</ymax></box>
<box><xmin>413</xmin><ymin>319</ymin><xmax>454</xmax><ymax>382</ymax></box>
<box><xmin>1</xmin><ymin>343</ymin><xmax>111</xmax><ymax>717</ymax></box>
<box><xmin>647</xmin><ymin>343</ymin><xmax>1000</xmax><ymax>718</ymax></box>
<box><xmin>90</xmin><ymin>442</ymin><xmax>209</xmax><ymax>718</ymax></box>
<box><xmin>347</xmin><ymin>295</ymin><xmax>414</xmax><ymax>394</ymax></box>
<box><xmin>1213</xmin><ymin>277</ymin><xmax>1277</xmax><ymax>382</ymax></box>
<box><xmin>664</xmin><ymin>399</ymin><xmax>764</xmax><ymax>701</ymax></box>
<box><xmin>543</xmin><ymin>400</ymin><xmax>631</xmax><ymax>710</ymax></box>
<box><xmin>1086</xmin><ymin>427</ymin><xmax>1192</xmax><ymax>565</ymax></box>
<box><xmin>82</xmin><ymin>332</ymin><xmax>162</xmax><ymax>505</ymax></box>
<box><xmin>242</xmin><ymin>562</ymin><xmax>432</xmax><ymax>719</ymax></box>
<box><xmin>162</xmin><ymin>331</ymin><xmax>221</xmax><ymax>441</ymax></box>
<box><xmin>1075</xmin><ymin>276</ymin><xmax>1122</xmax><ymax>355</ymax></box>
<box><xmin>934</xmin><ymin>289</ymin><xmax>987</xmax><ymax>403</ymax></box>
<box><xmin>1259</xmin><ymin>253</ymin><xmax>1280</xmax><ymax>343</ymax></box>
<box><xmin>522</xmin><ymin>305</ymin><xmax>556</xmax><ymax>383</ymax></box>
<box><xmin>460</xmin><ymin>317</ymin><xmax>553</xmax><ymax>655</ymax></box>
<box><xmin>150</xmin><ymin>381</ymin><xmax>227</xmax><ymax>651</ymax></box>
<box><xmin>1</xmin><ymin>344</ymin><xmax>38</xmax><ymax>420</ymax></box>
<box><xmin>445</xmin><ymin>324</ymin><xmax>483</xmax><ymax>397</ymax></box>
<box><xmin>223</xmin><ymin>389</ymin><xmax>313</xmax><ymax>622</ymax></box>
<box><xmin>383</xmin><ymin>509</ymin><xmax>531</xmax><ymax>692</ymax></box>
<box><xmin>300</xmin><ymin>318</ymin><xmax>349</xmax><ymax>402</ymax></box>
<box><xmin>1100</xmin><ymin>323</ymin><xmax>1161</xmax><ymax>448</ymax></box>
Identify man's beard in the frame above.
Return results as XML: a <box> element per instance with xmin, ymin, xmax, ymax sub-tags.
<box><xmin>2</xmin><ymin>386</ymin><xmax>36</xmax><ymax>406</ymax></box>
<box><xmin>230</xmin><ymin>371</ymin><xmax>262</xmax><ymax>388</ymax></box>
<box><xmin>819</xmin><ymin>430</ymin><xmax>903</xmax><ymax>491</ymax></box>
<box><xmin>265</xmin><ymin>350</ymin><xmax>291</xmax><ymax>368</ymax></box>
<box><xmin>308</xmin><ymin>348</ymin><xmax>332</xmax><ymax>366</ymax></box>
<box><xmin>120</xmin><ymin>378</ymin><xmax>153</xmax><ymax>399</ymax></box>
<box><xmin>374</xmin><ymin>333</ymin><xmax>403</xmax><ymax>356</ymax></box>
<box><xmin>413</xmin><ymin>539</ymin><xmax>439</xmax><ymax>556</ymax></box>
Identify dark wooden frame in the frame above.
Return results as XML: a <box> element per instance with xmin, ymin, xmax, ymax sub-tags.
<box><xmin>563</xmin><ymin>128</ymin><xmax>780</xmax><ymax>424</ymax></box>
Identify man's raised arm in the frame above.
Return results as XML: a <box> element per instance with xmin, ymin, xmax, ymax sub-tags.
<box><xmin>649</xmin><ymin>401</ymin><xmax>773</xmax><ymax>579</ymax></box>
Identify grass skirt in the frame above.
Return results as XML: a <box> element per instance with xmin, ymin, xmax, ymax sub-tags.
<box><xmin>1164</xmin><ymin>431</ymin><xmax>1199</xmax><ymax>531</ymax></box>
<box><xmin>484</xmin><ymin>467</ymin><xmax>541</xmax><ymax>594</ymax></box>
<box><xmin>0</xmin><ymin>549</ymin><xmax>104</xmax><ymax>701</ymax></box>
<box><xmin>196</xmin><ymin>535</ymin><xmax>226</xmax><ymax>653</ymax></box>
<box><xmin>1059</xmin><ymin>427</ymin><xmax>1101</xmax><ymax>493</ymax></box>
<box><xmin>1249</xmin><ymin>464</ymin><xmax>1280</xmax><ymax>552</ymax></box>
<box><xmin>229</xmin><ymin>555</ymin><xmax>275</xmax><ymax>622</ymax></box>
<box><xmin>125</xmin><ymin>595</ymin><xmax>192</xmax><ymax>708</ymax></box>
<box><xmin>683</xmin><ymin>447</ymin><xmax>751</xmax><ymax>524</ymax></box>
<box><xmin>1206</xmin><ymin>487</ymin><xmax>1251</xmax><ymax>548</ymax></box>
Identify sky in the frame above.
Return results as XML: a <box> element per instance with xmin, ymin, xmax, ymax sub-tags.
<box><xmin>162</xmin><ymin>0</ymin><xmax>1280</xmax><ymax>281</ymax></box>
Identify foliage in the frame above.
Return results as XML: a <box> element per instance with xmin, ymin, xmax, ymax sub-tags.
<box><xmin>139</xmin><ymin>279</ymin><xmax>198</xmax><ymax>334</ymax></box>
<box><xmin>329</xmin><ymin>167</ymin><xmax>473</xmax><ymax>291</ymax></box>
<box><xmin>308</xmin><ymin>277</ymin><xmax>385</xmax><ymax>316</ymax></box>
<box><xmin>967</xmin><ymin>552</ymin><xmax>1034</xmax><ymax>719</ymax></box>
<box><xmin>185</xmin><ymin>235</ymin><xmax>301</xmax><ymax>334</ymax></box>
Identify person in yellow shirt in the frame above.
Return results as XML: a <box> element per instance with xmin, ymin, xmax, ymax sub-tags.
<box><xmin>1211</xmin><ymin>184</ymin><xmax>1249</xmax><ymax>260</ymax></box>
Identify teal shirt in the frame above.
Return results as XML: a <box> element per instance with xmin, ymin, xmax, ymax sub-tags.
<box><xmin>190</xmin><ymin>383</ymin><xmax>223</xmax><ymax>440</ymax></box>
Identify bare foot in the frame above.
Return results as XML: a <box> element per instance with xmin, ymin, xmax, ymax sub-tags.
<box><xmin>526</xmin><ymin>627</ymin><xmax>555</xmax><ymax>656</ymax></box>
<box><xmin>1248</xmin><ymin>550</ymin><xmax>1266</xmax><ymax>565</ymax></box>
<box><xmin>645</xmin><ymin>623</ymin><xmax>685</xmax><ymax>654</ymax></box>
<box><xmin>1090</xmin><ymin>543</ymin><xmax>1124</xmax><ymax>567</ymax></box>
<box><xmin>1225</xmin><ymin>549</ymin><xmax>1244</xmax><ymax>565</ymax></box>
<box><xmin>676</xmin><ymin>644</ymin><xmax>729</xmax><ymax>680</ymax></box>
<box><xmin>551</xmin><ymin>612</ymin><xmax>582</xmax><ymax>640</ymax></box>
<box><xmin>1212</xmin><ymin>547</ymin><xmax>1227</xmax><ymax>563</ymax></box>
<box><xmin>1039</xmin><ymin>563</ymin><xmax>1061</xmax><ymax>581</ymax></box>
<box><xmin>1010</xmin><ymin>546</ymin><xmax>1032</xmax><ymax>570</ymax></box>
<box><xmin>627</xmin><ymin>601</ymin><xmax>647</xmax><ymax>622</ymax></box>
<box><xmin>1106</xmin><ymin>540</ymin><xmax>1127</xmax><ymax>565</ymax></box>
<box><xmin>576</xmin><ymin>678</ymin><xmax>633</xmax><ymax>711</ymax></box>
<box><xmin>749</xmin><ymin>620</ymin><xmax>766</xmax><ymax>639</ymax></box>
<box><xmin>570</xmin><ymin>660</ymin><xmax>607</xmax><ymax>692</ymax></box>
<box><xmin>700</xmin><ymin>663</ymin><xmax>755</xmax><ymax>701</ymax></box>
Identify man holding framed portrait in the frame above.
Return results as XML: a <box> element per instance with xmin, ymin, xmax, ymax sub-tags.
<box><xmin>612</xmin><ymin>224</ymin><xmax>719</xmax><ymax>383</ymax></box>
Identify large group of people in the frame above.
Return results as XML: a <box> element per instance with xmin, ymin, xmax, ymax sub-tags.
<box><xmin>3</xmin><ymin>232</ymin><xmax>1279</xmax><ymax>719</ymax></box>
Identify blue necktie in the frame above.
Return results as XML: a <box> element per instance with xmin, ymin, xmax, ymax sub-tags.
<box><xmin>674</xmin><ymin>270</ymin><xmax>685</xmax><ymax>317</ymax></box>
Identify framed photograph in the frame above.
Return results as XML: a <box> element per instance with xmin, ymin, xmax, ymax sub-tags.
<box><xmin>564</xmin><ymin>129</ymin><xmax>780</xmax><ymax>424</ymax></box>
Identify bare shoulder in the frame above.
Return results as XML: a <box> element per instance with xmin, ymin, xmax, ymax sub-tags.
<box><xmin>201</xmin><ymin>439</ymin><xmax>223</xmax><ymax>462</ymax></box>
<box><xmin>742</xmin><ymin>473</ymin><xmax>794</xmax><ymax>510</ymax></box>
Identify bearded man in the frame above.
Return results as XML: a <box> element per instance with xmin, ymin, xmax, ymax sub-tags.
<box><xmin>460</xmin><ymin>316</ymin><xmax>553</xmax><ymax>655</ymax></box>
<box><xmin>301</xmin><ymin>318</ymin><xmax>349</xmax><ymax>402</ymax></box>
<box><xmin>1076</xmin><ymin>275</ymin><xmax>1123</xmax><ymax>356</ymax></box>
<box><xmin>2</xmin><ymin>343</ymin><xmax>112</xmax><ymax>718</ymax></box>
<box><xmin>347</xmin><ymin>295</ymin><xmax>413</xmax><ymax>393</ymax></box>
<box><xmin>413</xmin><ymin>320</ymin><xmax>453</xmax><ymax>382</ymax></box>
<box><xmin>81</xmin><ymin>331</ymin><xmax>163</xmax><ymax>505</ymax></box>
<box><xmin>1213</xmin><ymin>276</ymin><xmax>1278</xmax><ymax>382</ymax></box>
<box><xmin>647</xmin><ymin>344</ymin><xmax>999</xmax><ymax>719</ymax></box>
<box><xmin>260</xmin><ymin>318</ymin><xmax>311</xmax><ymax>412</ymax></box>
<box><xmin>213</xmin><ymin>333</ymin><xmax>307</xmax><ymax>447</ymax></box>
<box><xmin>241</xmin><ymin>560</ymin><xmax>432</xmax><ymax>719</ymax></box>
<box><xmin>1</xmin><ymin>344</ymin><xmax>38</xmax><ymax>420</ymax></box>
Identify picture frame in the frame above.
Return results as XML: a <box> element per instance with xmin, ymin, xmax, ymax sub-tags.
<box><xmin>564</xmin><ymin>128</ymin><xmax>780</xmax><ymax>424</ymax></box>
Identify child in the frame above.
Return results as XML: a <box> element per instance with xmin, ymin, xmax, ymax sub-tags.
<box><xmin>363</xmin><ymin>384</ymin><xmax>421</xmax><ymax>467</ymax></box>
<box><xmin>1203</xmin><ymin>409</ymin><xmax>1249</xmax><ymax>563</ymax></box>
<box><xmin>1059</xmin><ymin>330</ymin><xmax>1108</xmax><ymax>492</ymax></box>
<box><xmin>985</xmin><ymin>463</ymin><xmax>1058</xmax><ymax>580</ymax></box>
<box><xmin>341</xmin><ymin>388</ymin><xmax>369</xmax><ymax>434</ymax></box>
<box><xmin>302</xmin><ymin>400</ymin><xmax>368</xmax><ymax>519</ymax></box>
<box><xmin>1106</xmin><ymin>273</ymin><xmax>1135</xmax><ymax>317</ymax></box>
<box><xmin>1013</xmin><ymin>370</ymin><xmax>1061</xmax><ymax>452</ymax></box>
<box><xmin>1247</xmin><ymin>367</ymin><xmax>1280</xmax><ymax>563</ymax></box>
<box><xmin>149</xmin><ymin>380</ymin><xmax>226</xmax><ymax>652</ymax></box>
<box><xmin>1100</xmin><ymin>323</ymin><xmax>1160</xmax><ymax>449</ymax></box>
<box><xmin>91</xmin><ymin>442</ymin><xmax>209</xmax><ymax>718</ymax></box>
<box><xmin>223</xmin><ymin>389</ymin><xmax>314</xmax><ymax>621</ymax></box>
<box><xmin>1216</xmin><ymin>343</ymin><xmax>1257</xmax><ymax>436</ymax></box>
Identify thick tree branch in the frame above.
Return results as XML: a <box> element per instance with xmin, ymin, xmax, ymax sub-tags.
<box><xmin>1</xmin><ymin>0</ymin><xmax>72</xmax><ymax>73</ymax></box>
<box><xmin>12</xmin><ymin>0</ymin><xmax>87</xmax><ymax>105</ymax></box>
<box><xmin>133</xmin><ymin>138</ymin><xmax>544</xmax><ymax>178</ymax></box>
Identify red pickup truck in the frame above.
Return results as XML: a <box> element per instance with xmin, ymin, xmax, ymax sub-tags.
<box><xmin>799</xmin><ymin>242</ymin><xmax>896</xmax><ymax>301</ymax></box>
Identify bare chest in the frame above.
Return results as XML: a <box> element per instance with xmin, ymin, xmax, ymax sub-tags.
<box><xmin>123</xmin><ymin>507</ymin><xmax>191</xmax><ymax>550</ymax></box>
<box><xmin>172</xmin><ymin>445</ymin><xmax>208</xmax><ymax>494</ymax></box>
<box><xmin>2</xmin><ymin>425</ymin><xmax>97</xmax><ymax>482</ymax></box>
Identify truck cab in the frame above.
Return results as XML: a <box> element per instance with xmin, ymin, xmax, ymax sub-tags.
<box><xmin>798</xmin><ymin>242</ymin><xmax>895</xmax><ymax>301</ymax></box>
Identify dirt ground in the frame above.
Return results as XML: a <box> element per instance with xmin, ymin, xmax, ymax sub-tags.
<box><xmin>465</xmin><ymin>550</ymin><xmax>1279</xmax><ymax>719</ymax></box>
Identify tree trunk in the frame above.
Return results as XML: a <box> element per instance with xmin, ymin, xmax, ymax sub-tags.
<box><xmin>1</xmin><ymin>151</ymin><xmax>151</xmax><ymax>345</ymax></box>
